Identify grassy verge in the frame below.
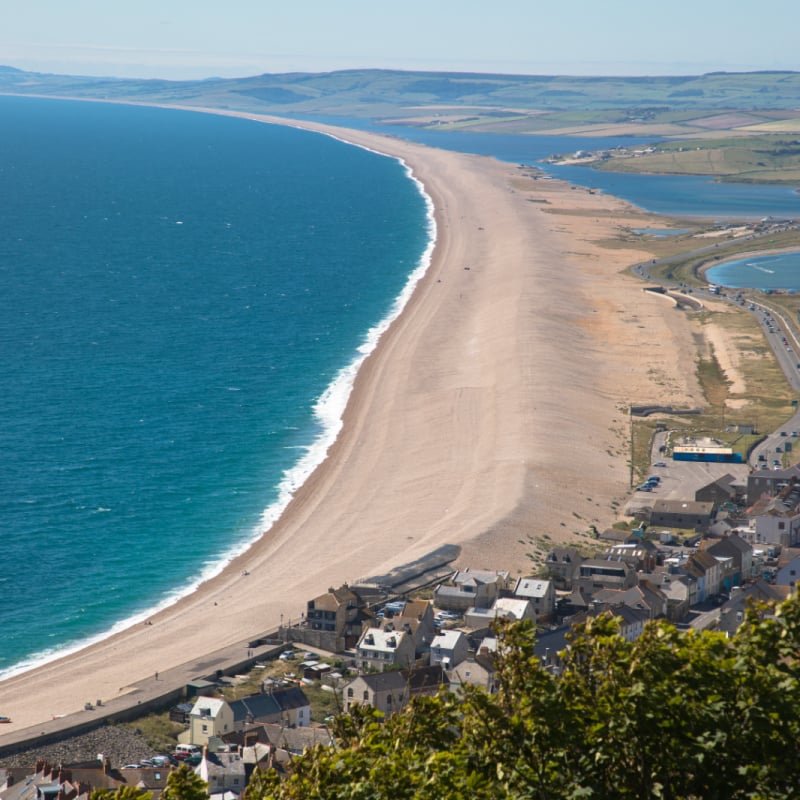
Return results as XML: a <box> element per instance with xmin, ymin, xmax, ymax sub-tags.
<box><xmin>122</xmin><ymin>713</ymin><xmax>185</xmax><ymax>753</ymax></box>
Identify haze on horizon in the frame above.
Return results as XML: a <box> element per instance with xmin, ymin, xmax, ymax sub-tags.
<box><xmin>0</xmin><ymin>0</ymin><xmax>797</xmax><ymax>82</ymax></box>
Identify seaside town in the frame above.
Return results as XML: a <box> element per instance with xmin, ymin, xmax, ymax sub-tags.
<box><xmin>4</xmin><ymin>4</ymin><xmax>800</xmax><ymax>795</ymax></box>
<box><xmin>5</xmin><ymin>385</ymin><xmax>800</xmax><ymax>797</ymax></box>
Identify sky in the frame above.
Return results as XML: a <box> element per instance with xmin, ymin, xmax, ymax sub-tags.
<box><xmin>0</xmin><ymin>0</ymin><xmax>797</xmax><ymax>81</ymax></box>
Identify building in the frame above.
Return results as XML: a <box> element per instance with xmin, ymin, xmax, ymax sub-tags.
<box><xmin>649</xmin><ymin>500</ymin><xmax>716</xmax><ymax>532</ymax></box>
<box><xmin>305</xmin><ymin>585</ymin><xmax>365</xmax><ymax>651</ymax></box>
<box><xmin>0</xmin><ymin>760</ymin><xmax>172</xmax><ymax>800</ymax></box>
<box><xmin>513</xmin><ymin>577</ymin><xmax>555</xmax><ymax>621</ymax></box>
<box><xmin>342</xmin><ymin>666</ymin><xmax>448</xmax><ymax>715</ymax></box>
<box><xmin>775</xmin><ymin>553</ymin><xmax>800</xmax><ymax>588</ymax></box>
<box><xmin>434</xmin><ymin>569</ymin><xmax>510</xmax><ymax>611</ymax></box>
<box><xmin>447</xmin><ymin>654</ymin><xmax>496</xmax><ymax>694</ymax></box>
<box><xmin>183</xmin><ymin>697</ymin><xmax>235</xmax><ymax>746</ymax></box>
<box><xmin>695</xmin><ymin>474</ymin><xmax>740</xmax><ymax>506</ymax></box>
<box><xmin>682</xmin><ymin>551</ymin><xmax>722</xmax><ymax>603</ymax></box>
<box><xmin>394</xmin><ymin>600</ymin><xmax>437</xmax><ymax>655</ymax></box>
<box><xmin>465</xmin><ymin>597</ymin><xmax>534</xmax><ymax>629</ymax></box>
<box><xmin>704</xmin><ymin>534</ymin><xmax>753</xmax><ymax>588</ymax></box>
<box><xmin>750</xmin><ymin>484</ymin><xmax>800</xmax><ymax>547</ymax></box>
<box><xmin>356</xmin><ymin>625</ymin><xmax>416</xmax><ymax>672</ymax></box>
<box><xmin>229</xmin><ymin>687</ymin><xmax>311</xmax><ymax>730</ymax></box>
<box><xmin>577</xmin><ymin>558</ymin><xmax>637</xmax><ymax>590</ymax></box>
<box><xmin>195</xmin><ymin>751</ymin><xmax>246</xmax><ymax>797</ymax></box>
<box><xmin>604</xmin><ymin>541</ymin><xmax>657</xmax><ymax>573</ymax></box>
<box><xmin>746</xmin><ymin>465</ymin><xmax>800</xmax><ymax>506</ymax></box>
<box><xmin>429</xmin><ymin>629</ymin><xmax>469</xmax><ymax>668</ymax></box>
<box><xmin>545</xmin><ymin>548</ymin><xmax>584</xmax><ymax>590</ymax></box>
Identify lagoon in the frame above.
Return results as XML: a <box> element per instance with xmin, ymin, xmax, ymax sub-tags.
<box><xmin>706</xmin><ymin>251</ymin><xmax>800</xmax><ymax>291</ymax></box>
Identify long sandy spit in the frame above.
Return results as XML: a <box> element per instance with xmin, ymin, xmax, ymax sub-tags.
<box><xmin>0</xmin><ymin>110</ymin><xmax>701</xmax><ymax>733</ymax></box>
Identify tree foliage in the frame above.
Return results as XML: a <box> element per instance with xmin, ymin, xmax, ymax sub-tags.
<box><xmin>161</xmin><ymin>764</ymin><xmax>209</xmax><ymax>800</ymax></box>
<box><xmin>245</xmin><ymin>594</ymin><xmax>800</xmax><ymax>800</ymax></box>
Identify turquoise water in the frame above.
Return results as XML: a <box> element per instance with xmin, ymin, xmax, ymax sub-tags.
<box><xmin>706</xmin><ymin>251</ymin><xmax>800</xmax><ymax>290</ymax></box>
<box><xmin>0</xmin><ymin>96</ymin><xmax>431</xmax><ymax>676</ymax></box>
<box><xmin>285</xmin><ymin>115</ymin><xmax>800</xmax><ymax>219</ymax></box>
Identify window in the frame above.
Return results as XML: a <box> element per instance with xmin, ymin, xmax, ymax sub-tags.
<box><xmin>202</xmin><ymin>724</ymin><xmax>208</xmax><ymax>733</ymax></box>
<box><xmin>363</xmin><ymin>690</ymin><xmax>369</xmax><ymax>700</ymax></box>
<box><xmin>347</xmin><ymin>688</ymin><xmax>354</xmax><ymax>697</ymax></box>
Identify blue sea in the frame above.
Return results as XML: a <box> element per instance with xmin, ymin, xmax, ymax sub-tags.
<box><xmin>3</xmin><ymin>96</ymin><xmax>799</xmax><ymax>681</ymax></box>
<box><xmin>706</xmin><ymin>251</ymin><xmax>800</xmax><ymax>290</ymax></box>
<box><xmin>0</xmin><ymin>96</ymin><xmax>433</xmax><ymax>677</ymax></box>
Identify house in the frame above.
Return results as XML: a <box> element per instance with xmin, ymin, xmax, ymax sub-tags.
<box><xmin>344</xmin><ymin>671</ymin><xmax>408</xmax><ymax>714</ymax></box>
<box><xmin>577</xmin><ymin>558</ymin><xmax>637</xmax><ymax>590</ymax></box>
<box><xmin>261</xmin><ymin>724</ymin><xmax>334</xmax><ymax>755</ymax></box>
<box><xmin>465</xmin><ymin>597</ymin><xmax>534</xmax><ymax>629</ymax></box>
<box><xmin>545</xmin><ymin>547</ymin><xmax>584</xmax><ymax>589</ymax></box>
<box><xmin>434</xmin><ymin>569</ymin><xmax>509</xmax><ymax>611</ymax></box>
<box><xmin>429</xmin><ymin>629</ymin><xmax>469</xmax><ymax>668</ymax></box>
<box><xmin>695</xmin><ymin>474</ymin><xmax>740</xmax><ymax>505</ymax></box>
<box><xmin>649</xmin><ymin>499</ymin><xmax>716</xmax><ymax>532</ymax></box>
<box><xmin>775</xmin><ymin>553</ymin><xmax>800</xmax><ymax>588</ymax></box>
<box><xmin>704</xmin><ymin>534</ymin><xmax>753</xmax><ymax>587</ymax></box>
<box><xmin>182</xmin><ymin>697</ymin><xmax>235</xmax><ymax>746</ymax></box>
<box><xmin>750</xmin><ymin>484</ymin><xmax>800</xmax><ymax>547</ymax></box>
<box><xmin>342</xmin><ymin>666</ymin><xmax>448</xmax><ymax>715</ymax></box>
<box><xmin>195</xmin><ymin>751</ymin><xmax>246</xmax><ymax>797</ymax></box>
<box><xmin>682</xmin><ymin>550</ymin><xmax>722</xmax><ymax>603</ymax></box>
<box><xmin>447</xmin><ymin>654</ymin><xmax>496</xmax><ymax>693</ymax></box>
<box><xmin>598</xmin><ymin>528</ymin><xmax>634</xmax><ymax>544</ymax></box>
<box><xmin>229</xmin><ymin>687</ymin><xmax>311</xmax><ymax>730</ymax></box>
<box><xmin>356</xmin><ymin>625</ymin><xmax>416</xmax><ymax>672</ymax></box>
<box><xmin>395</xmin><ymin>599</ymin><xmax>437</xmax><ymax>653</ymax></box>
<box><xmin>593</xmin><ymin>581</ymin><xmax>668</xmax><ymax>620</ymax></box>
<box><xmin>649</xmin><ymin>572</ymin><xmax>692</xmax><ymax>622</ymax></box>
<box><xmin>513</xmin><ymin>577</ymin><xmax>555</xmax><ymax>621</ymax></box>
<box><xmin>604</xmin><ymin>541</ymin><xmax>657</xmax><ymax>573</ymax></box>
<box><xmin>608</xmin><ymin>605</ymin><xmax>649</xmax><ymax>641</ymax></box>
<box><xmin>746</xmin><ymin>465</ymin><xmax>800</xmax><ymax>505</ymax></box>
<box><xmin>305</xmin><ymin>585</ymin><xmax>365</xmax><ymax>651</ymax></box>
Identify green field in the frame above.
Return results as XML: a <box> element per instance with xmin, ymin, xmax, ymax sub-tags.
<box><xmin>595</xmin><ymin>133</ymin><xmax>800</xmax><ymax>183</ymax></box>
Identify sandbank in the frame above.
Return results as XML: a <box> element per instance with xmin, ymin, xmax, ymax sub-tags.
<box><xmin>0</xmin><ymin>108</ymin><xmax>702</xmax><ymax>734</ymax></box>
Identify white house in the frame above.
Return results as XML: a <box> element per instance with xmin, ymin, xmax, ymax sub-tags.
<box><xmin>464</xmin><ymin>597</ymin><xmax>534</xmax><ymax>629</ymax></box>
<box><xmin>513</xmin><ymin>577</ymin><xmax>555</xmax><ymax>621</ymax></box>
<box><xmin>356</xmin><ymin>626</ymin><xmax>416</xmax><ymax>672</ymax></box>
<box><xmin>183</xmin><ymin>697</ymin><xmax>234</xmax><ymax>746</ymax></box>
<box><xmin>429</xmin><ymin>629</ymin><xmax>469</xmax><ymax>668</ymax></box>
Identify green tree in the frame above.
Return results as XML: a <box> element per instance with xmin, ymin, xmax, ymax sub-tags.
<box><xmin>161</xmin><ymin>764</ymin><xmax>208</xmax><ymax>800</ymax></box>
<box><xmin>238</xmin><ymin>595</ymin><xmax>800</xmax><ymax>799</ymax></box>
<box><xmin>90</xmin><ymin>787</ymin><xmax>152</xmax><ymax>800</ymax></box>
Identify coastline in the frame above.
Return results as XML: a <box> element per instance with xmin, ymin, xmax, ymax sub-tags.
<box><xmin>0</xmin><ymin>102</ymin><xmax>705</xmax><ymax>733</ymax></box>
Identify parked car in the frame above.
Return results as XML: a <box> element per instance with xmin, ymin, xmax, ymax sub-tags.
<box><xmin>653</xmin><ymin>461</ymin><xmax>667</xmax><ymax>467</ymax></box>
<box><xmin>0</xmin><ymin>715</ymin><xmax>11</xmax><ymax>723</ymax></box>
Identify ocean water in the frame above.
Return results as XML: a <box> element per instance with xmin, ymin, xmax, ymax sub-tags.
<box><xmin>285</xmin><ymin>114</ymin><xmax>800</xmax><ymax>219</ymax></box>
<box><xmin>706</xmin><ymin>251</ymin><xmax>800</xmax><ymax>290</ymax></box>
<box><xmin>0</xmin><ymin>96</ymin><xmax>432</xmax><ymax>676</ymax></box>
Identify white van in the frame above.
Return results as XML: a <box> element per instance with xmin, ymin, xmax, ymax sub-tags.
<box><xmin>174</xmin><ymin>744</ymin><xmax>201</xmax><ymax>758</ymax></box>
